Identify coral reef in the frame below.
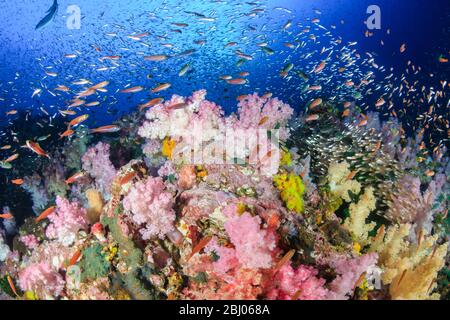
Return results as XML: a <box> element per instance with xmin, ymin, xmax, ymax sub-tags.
<box><xmin>0</xmin><ymin>91</ymin><xmax>448</xmax><ymax>301</ymax></box>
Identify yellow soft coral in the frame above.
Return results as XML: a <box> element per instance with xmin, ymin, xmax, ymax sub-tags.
<box><xmin>369</xmin><ymin>224</ymin><xmax>448</xmax><ymax>299</ymax></box>
<box><xmin>162</xmin><ymin>137</ymin><xmax>176</xmax><ymax>159</ymax></box>
<box><xmin>274</xmin><ymin>172</ymin><xmax>305</xmax><ymax>214</ymax></box>
<box><xmin>327</xmin><ymin>161</ymin><xmax>361</xmax><ymax>202</ymax></box>
<box><xmin>343</xmin><ymin>187</ymin><xmax>377</xmax><ymax>245</ymax></box>
<box><xmin>280</xmin><ymin>149</ymin><xmax>292</xmax><ymax>166</ymax></box>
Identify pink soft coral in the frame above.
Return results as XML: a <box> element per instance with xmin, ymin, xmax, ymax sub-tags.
<box><xmin>81</xmin><ymin>142</ymin><xmax>117</xmax><ymax>198</ymax></box>
<box><xmin>18</xmin><ymin>262</ymin><xmax>65</xmax><ymax>299</ymax></box>
<box><xmin>46</xmin><ymin>196</ymin><xmax>88</xmax><ymax>246</ymax></box>
<box><xmin>20</xmin><ymin>234</ymin><xmax>39</xmax><ymax>250</ymax></box>
<box><xmin>123</xmin><ymin>177</ymin><xmax>175</xmax><ymax>240</ymax></box>
<box><xmin>233</xmin><ymin>93</ymin><xmax>293</xmax><ymax>141</ymax></box>
<box><xmin>183</xmin><ymin>268</ymin><xmax>264</xmax><ymax>300</ymax></box>
<box><xmin>224</xmin><ymin>212</ymin><xmax>276</xmax><ymax>269</ymax></box>
<box><xmin>326</xmin><ymin>253</ymin><xmax>378</xmax><ymax>300</ymax></box>
<box><xmin>266</xmin><ymin>264</ymin><xmax>329</xmax><ymax>300</ymax></box>
<box><xmin>205</xmin><ymin>238</ymin><xmax>240</xmax><ymax>275</ymax></box>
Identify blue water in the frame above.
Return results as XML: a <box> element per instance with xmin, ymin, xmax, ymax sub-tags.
<box><xmin>0</xmin><ymin>0</ymin><xmax>449</xmax><ymax>133</ymax></box>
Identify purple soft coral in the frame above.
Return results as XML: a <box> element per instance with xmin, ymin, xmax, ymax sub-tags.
<box><xmin>82</xmin><ymin>142</ymin><xmax>117</xmax><ymax>198</ymax></box>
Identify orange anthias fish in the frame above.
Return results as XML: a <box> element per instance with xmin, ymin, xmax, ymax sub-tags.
<box><xmin>0</xmin><ymin>213</ymin><xmax>14</xmax><ymax>219</ymax></box>
<box><xmin>68</xmin><ymin>114</ymin><xmax>89</xmax><ymax>128</ymax></box>
<box><xmin>309</xmin><ymin>98</ymin><xmax>323</xmax><ymax>110</ymax></box>
<box><xmin>314</xmin><ymin>61</ymin><xmax>326</xmax><ymax>73</ymax></box>
<box><xmin>119</xmin><ymin>171</ymin><xmax>137</xmax><ymax>185</ymax></box>
<box><xmin>4</xmin><ymin>153</ymin><xmax>19</xmax><ymax>162</ymax></box>
<box><xmin>188</xmin><ymin>236</ymin><xmax>212</xmax><ymax>261</ymax></box>
<box><xmin>305</xmin><ymin>114</ymin><xmax>320</xmax><ymax>122</ymax></box>
<box><xmin>120</xmin><ymin>86</ymin><xmax>144</xmax><ymax>93</ymax></box>
<box><xmin>26</xmin><ymin>141</ymin><xmax>50</xmax><ymax>159</ymax></box>
<box><xmin>59</xmin><ymin>129</ymin><xmax>74</xmax><ymax>139</ymax></box>
<box><xmin>151</xmin><ymin>83</ymin><xmax>171</xmax><ymax>93</ymax></box>
<box><xmin>144</xmin><ymin>55</ymin><xmax>169</xmax><ymax>61</ymax></box>
<box><xmin>139</xmin><ymin>98</ymin><xmax>164</xmax><ymax>111</ymax></box>
<box><xmin>35</xmin><ymin>206</ymin><xmax>56</xmax><ymax>222</ymax></box>
<box><xmin>226</xmin><ymin>78</ymin><xmax>247</xmax><ymax>85</ymax></box>
<box><xmin>357</xmin><ymin>114</ymin><xmax>369</xmax><ymax>127</ymax></box>
<box><xmin>11</xmin><ymin>178</ymin><xmax>24</xmax><ymax>185</ymax></box>
<box><xmin>65</xmin><ymin>172</ymin><xmax>85</xmax><ymax>184</ymax></box>
<box><xmin>273</xmin><ymin>249</ymin><xmax>295</xmax><ymax>273</ymax></box>
<box><xmin>258</xmin><ymin>116</ymin><xmax>269</xmax><ymax>126</ymax></box>
<box><xmin>91</xmin><ymin>81</ymin><xmax>109</xmax><ymax>90</ymax></box>
<box><xmin>68</xmin><ymin>249</ymin><xmax>82</xmax><ymax>266</ymax></box>
<box><xmin>7</xmin><ymin>275</ymin><xmax>19</xmax><ymax>297</ymax></box>
<box><xmin>90</xmin><ymin>125</ymin><xmax>121</xmax><ymax>134</ymax></box>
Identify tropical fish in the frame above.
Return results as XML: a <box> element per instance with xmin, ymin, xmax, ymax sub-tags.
<box><xmin>119</xmin><ymin>171</ymin><xmax>137</xmax><ymax>185</ymax></box>
<box><xmin>11</xmin><ymin>179</ymin><xmax>24</xmax><ymax>185</ymax></box>
<box><xmin>91</xmin><ymin>81</ymin><xmax>109</xmax><ymax>90</ymax></box>
<box><xmin>59</xmin><ymin>129</ymin><xmax>74</xmax><ymax>139</ymax></box>
<box><xmin>0</xmin><ymin>213</ymin><xmax>14</xmax><ymax>219</ymax></box>
<box><xmin>35</xmin><ymin>0</ymin><xmax>58</xmax><ymax>30</ymax></box>
<box><xmin>0</xmin><ymin>162</ymin><xmax>12</xmax><ymax>170</ymax></box>
<box><xmin>65</xmin><ymin>172</ymin><xmax>85</xmax><ymax>184</ymax></box>
<box><xmin>151</xmin><ymin>83</ymin><xmax>171</xmax><ymax>93</ymax></box>
<box><xmin>90</xmin><ymin>125</ymin><xmax>121</xmax><ymax>134</ymax></box>
<box><xmin>120</xmin><ymin>86</ymin><xmax>144</xmax><ymax>93</ymax></box>
<box><xmin>261</xmin><ymin>46</ymin><xmax>275</xmax><ymax>55</ymax></box>
<box><xmin>139</xmin><ymin>98</ymin><xmax>164</xmax><ymax>111</ymax></box>
<box><xmin>68</xmin><ymin>249</ymin><xmax>82</xmax><ymax>267</ymax></box>
<box><xmin>68</xmin><ymin>114</ymin><xmax>89</xmax><ymax>128</ymax></box>
<box><xmin>226</xmin><ymin>78</ymin><xmax>247</xmax><ymax>85</ymax></box>
<box><xmin>178</xmin><ymin>64</ymin><xmax>190</xmax><ymax>77</ymax></box>
<box><xmin>305</xmin><ymin>114</ymin><xmax>320</xmax><ymax>122</ymax></box>
<box><xmin>26</xmin><ymin>141</ymin><xmax>50</xmax><ymax>158</ymax></box>
<box><xmin>144</xmin><ymin>55</ymin><xmax>169</xmax><ymax>61</ymax></box>
<box><xmin>85</xmin><ymin>101</ymin><xmax>100</xmax><ymax>107</ymax></box>
<box><xmin>309</xmin><ymin>98</ymin><xmax>323</xmax><ymax>109</ymax></box>
<box><xmin>7</xmin><ymin>275</ymin><xmax>19</xmax><ymax>297</ymax></box>
<box><xmin>314</xmin><ymin>61</ymin><xmax>326</xmax><ymax>73</ymax></box>
<box><xmin>188</xmin><ymin>236</ymin><xmax>212</xmax><ymax>261</ymax></box>
<box><xmin>35</xmin><ymin>206</ymin><xmax>56</xmax><ymax>222</ymax></box>
<box><xmin>4</xmin><ymin>153</ymin><xmax>19</xmax><ymax>163</ymax></box>
<box><xmin>400</xmin><ymin>43</ymin><xmax>407</xmax><ymax>53</ymax></box>
<box><xmin>273</xmin><ymin>249</ymin><xmax>295</xmax><ymax>273</ymax></box>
